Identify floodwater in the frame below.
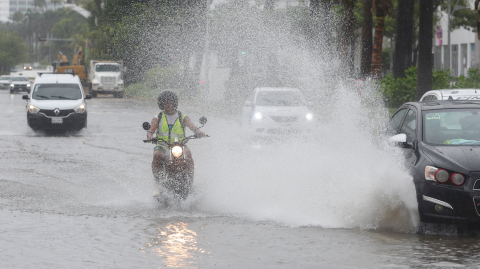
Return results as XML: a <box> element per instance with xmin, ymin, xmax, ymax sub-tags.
<box><xmin>2</xmin><ymin>90</ymin><xmax>480</xmax><ymax>268</ymax></box>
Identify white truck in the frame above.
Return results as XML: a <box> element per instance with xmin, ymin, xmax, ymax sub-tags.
<box><xmin>88</xmin><ymin>60</ymin><xmax>124</xmax><ymax>98</ymax></box>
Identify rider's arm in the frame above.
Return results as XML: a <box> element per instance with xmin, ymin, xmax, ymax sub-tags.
<box><xmin>184</xmin><ymin>116</ymin><xmax>206</xmax><ymax>137</ymax></box>
<box><xmin>147</xmin><ymin>117</ymin><xmax>159</xmax><ymax>140</ymax></box>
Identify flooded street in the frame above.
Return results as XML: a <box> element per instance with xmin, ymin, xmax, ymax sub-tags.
<box><xmin>2</xmin><ymin>90</ymin><xmax>480</xmax><ymax>268</ymax></box>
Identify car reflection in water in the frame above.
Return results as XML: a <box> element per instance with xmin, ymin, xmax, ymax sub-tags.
<box><xmin>141</xmin><ymin>222</ymin><xmax>203</xmax><ymax>266</ymax></box>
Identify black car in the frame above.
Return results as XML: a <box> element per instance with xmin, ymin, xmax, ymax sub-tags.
<box><xmin>388</xmin><ymin>100</ymin><xmax>480</xmax><ymax>227</ymax></box>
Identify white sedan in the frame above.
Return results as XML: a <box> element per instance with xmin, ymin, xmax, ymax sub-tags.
<box><xmin>241</xmin><ymin>87</ymin><xmax>315</xmax><ymax>136</ymax></box>
<box><xmin>0</xmin><ymin>75</ymin><xmax>11</xmax><ymax>89</ymax></box>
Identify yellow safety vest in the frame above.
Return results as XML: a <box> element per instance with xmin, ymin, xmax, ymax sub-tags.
<box><xmin>156</xmin><ymin>112</ymin><xmax>186</xmax><ymax>144</ymax></box>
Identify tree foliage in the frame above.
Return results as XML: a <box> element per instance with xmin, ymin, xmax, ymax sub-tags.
<box><xmin>0</xmin><ymin>31</ymin><xmax>28</xmax><ymax>74</ymax></box>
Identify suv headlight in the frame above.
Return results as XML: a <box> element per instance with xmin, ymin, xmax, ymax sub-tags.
<box><xmin>253</xmin><ymin>111</ymin><xmax>263</xmax><ymax>120</ymax></box>
<box><xmin>74</xmin><ymin>104</ymin><xmax>86</xmax><ymax>113</ymax></box>
<box><xmin>27</xmin><ymin>84</ymin><xmax>30</xmax><ymax>87</ymax></box>
<box><xmin>29</xmin><ymin>105</ymin><xmax>40</xmax><ymax>113</ymax></box>
<box><xmin>306</xmin><ymin>113</ymin><xmax>313</xmax><ymax>121</ymax></box>
<box><xmin>10</xmin><ymin>83</ymin><xmax>14</xmax><ymax>87</ymax></box>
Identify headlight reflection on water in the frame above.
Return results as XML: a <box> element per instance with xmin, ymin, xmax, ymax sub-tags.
<box><xmin>141</xmin><ymin>222</ymin><xmax>206</xmax><ymax>267</ymax></box>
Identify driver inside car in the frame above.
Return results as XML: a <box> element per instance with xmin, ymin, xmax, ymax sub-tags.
<box><xmin>146</xmin><ymin>90</ymin><xmax>206</xmax><ymax>197</ymax></box>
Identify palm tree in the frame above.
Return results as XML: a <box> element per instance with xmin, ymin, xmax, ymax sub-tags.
<box><xmin>33</xmin><ymin>0</ymin><xmax>47</xmax><ymax>11</ymax></box>
<box><xmin>360</xmin><ymin>0</ymin><xmax>373</xmax><ymax>79</ymax></box>
<box><xmin>51</xmin><ymin>0</ymin><xmax>63</xmax><ymax>10</ymax></box>
<box><xmin>370</xmin><ymin>0</ymin><xmax>393</xmax><ymax>78</ymax></box>
<box><xmin>340</xmin><ymin>0</ymin><xmax>357</xmax><ymax>76</ymax></box>
<box><xmin>393</xmin><ymin>0</ymin><xmax>414</xmax><ymax>78</ymax></box>
<box><xmin>415</xmin><ymin>0</ymin><xmax>434</xmax><ymax>100</ymax></box>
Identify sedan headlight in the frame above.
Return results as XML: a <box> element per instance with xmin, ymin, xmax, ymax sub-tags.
<box><xmin>28</xmin><ymin>105</ymin><xmax>40</xmax><ymax>113</ymax></box>
<box><xmin>306</xmin><ymin>113</ymin><xmax>313</xmax><ymax>121</ymax></box>
<box><xmin>10</xmin><ymin>83</ymin><xmax>14</xmax><ymax>87</ymax></box>
<box><xmin>171</xmin><ymin>145</ymin><xmax>183</xmax><ymax>158</ymax></box>
<box><xmin>74</xmin><ymin>104</ymin><xmax>86</xmax><ymax>113</ymax></box>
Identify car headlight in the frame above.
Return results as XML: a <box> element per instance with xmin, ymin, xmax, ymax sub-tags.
<box><xmin>306</xmin><ymin>113</ymin><xmax>313</xmax><ymax>121</ymax></box>
<box><xmin>27</xmin><ymin>84</ymin><xmax>30</xmax><ymax>87</ymax></box>
<box><xmin>10</xmin><ymin>83</ymin><xmax>14</xmax><ymax>87</ymax></box>
<box><xmin>253</xmin><ymin>112</ymin><xmax>263</xmax><ymax>120</ymax></box>
<box><xmin>74</xmin><ymin>104</ymin><xmax>86</xmax><ymax>113</ymax></box>
<box><xmin>29</xmin><ymin>105</ymin><xmax>40</xmax><ymax>113</ymax></box>
<box><xmin>171</xmin><ymin>145</ymin><xmax>183</xmax><ymax>158</ymax></box>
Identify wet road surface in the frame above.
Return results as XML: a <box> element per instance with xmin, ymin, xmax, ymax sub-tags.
<box><xmin>2</xmin><ymin>89</ymin><xmax>480</xmax><ymax>268</ymax></box>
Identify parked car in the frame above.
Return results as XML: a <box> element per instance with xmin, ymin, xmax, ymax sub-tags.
<box><xmin>241</xmin><ymin>87</ymin><xmax>314</xmax><ymax>136</ymax></box>
<box><xmin>11</xmin><ymin>65</ymin><xmax>22</xmax><ymax>72</ymax></box>
<box><xmin>23</xmin><ymin>63</ymin><xmax>32</xmax><ymax>70</ymax></box>
<box><xmin>33</xmin><ymin>62</ymin><xmax>42</xmax><ymax>69</ymax></box>
<box><xmin>22</xmin><ymin>73</ymin><xmax>92</xmax><ymax>131</ymax></box>
<box><xmin>0</xmin><ymin>75</ymin><xmax>12</xmax><ymax>89</ymax></box>
<box><xmin>388</xmin><ymin>100</ymin><xmax>480</xmax><ymax>228</ymax></box>
<box><xmin>420</xmin><ymin>89</ymin><xmax>480</xmax><ymax>101</ymax></box>
<box><xmin>10</xmin><ymin>76</ymin><xmax>31</xmax><ymax>93</ymax></box>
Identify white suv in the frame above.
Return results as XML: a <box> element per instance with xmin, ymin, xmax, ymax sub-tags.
<box><xmin>22</xmin><ymin>73</ymin><xmax>92</xmax><ymax>131</ymax></box>
<box><xmin>241</xmin><ymin>87</ymin><xmax>315</xmax><ymax>136</ymax></box>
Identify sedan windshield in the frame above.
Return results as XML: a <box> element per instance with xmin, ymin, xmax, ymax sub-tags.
<box><xmin>424</xmin><ymin>109</ymin><xmax>480</xmax><ymax>145</ymax></box>
<box><xmin>95</xmin><ymin>65</ymin><xmax>120</xmax><ymax>72</ymax></box>
<box><xmin>11</xmin><ymin>77</ymin><xmax>28</xmax><ymax>81</ymax></box>
<box><xmin>32</xmin><ymin>84</ymin><xmax>82</xmax><ymax>100</ymax></box>
<box><xmin>256</xmin><ymin>91</ymin><xmax>305</xmax><ymax>106</ymax></box>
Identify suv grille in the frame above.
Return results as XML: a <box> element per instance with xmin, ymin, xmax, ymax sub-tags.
<box><xmin>39</xmin><ymin>109</ymin><xmax>75</xmax><ymax>117</ymax></box>
<box><xmin>271</xmin><ymin>116</ymin><xmax>298</xmax><ymax>123</ymax></box>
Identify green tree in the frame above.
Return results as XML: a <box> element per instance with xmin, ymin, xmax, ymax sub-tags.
<box><xmin>0</xmin><ymin>31</ymin><xmax>28</xmax><ymax>73</ymax></box>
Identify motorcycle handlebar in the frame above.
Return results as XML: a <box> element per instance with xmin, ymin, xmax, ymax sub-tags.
<box><xmin>143</xmin><ymin>135</ymin><xmax>208</xmax><ymax>144</ymax></box>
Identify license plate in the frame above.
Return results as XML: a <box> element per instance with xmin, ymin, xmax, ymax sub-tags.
<box><xmin>52</xmin><ymin>118</ymin><xmax>63</xmax><ymax>124</ymax></box>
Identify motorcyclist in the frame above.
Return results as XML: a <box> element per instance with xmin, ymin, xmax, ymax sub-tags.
<box><xmin>146</xmin><ymin>90</ymin><xmax>206</xmax><ymax>197</ymax></box>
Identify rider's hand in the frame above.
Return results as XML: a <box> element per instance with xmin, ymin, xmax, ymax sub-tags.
<box><xmin>147</xmin><ymin>132</ymin><xmax>154</xmax><ymax>141</ymax></box>
<box><xmin>195</xmin><ymin>130</ymin><xmax>206</xmax><ymax>137</ymax></box>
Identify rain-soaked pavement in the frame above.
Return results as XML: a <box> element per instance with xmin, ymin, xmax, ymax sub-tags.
<box><xmin>2</xmin><ymin>89</ymin><xmax>480</xmax><ymax>268</ymax></box>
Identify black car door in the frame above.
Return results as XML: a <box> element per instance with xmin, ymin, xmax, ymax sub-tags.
<box><xmin>398</xmin><ymin>107</ymin><xmax>419</xmax><ymax>167</ymax></box>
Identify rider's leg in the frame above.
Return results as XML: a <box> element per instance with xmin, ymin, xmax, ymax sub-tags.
<box><xmin>152</xmin><ymin>146</ymin><xmax>167</xmax><ymax>184</ymax></box>
<box><xmin>184</xmin><ymin>147</ymin><xmax>194</xmax><ymax>180</ymax></box>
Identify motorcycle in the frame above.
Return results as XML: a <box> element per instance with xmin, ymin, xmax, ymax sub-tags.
<box><xmin>142</xmin><ymin>116</ymin><xmax>208</xmax><ymax>202</ymax></box>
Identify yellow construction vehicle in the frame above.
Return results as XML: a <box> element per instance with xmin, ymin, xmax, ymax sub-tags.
<box><xmin>55</xmin><ymin>48</ymin><xmax>89</xmax><ymax>90</ymax></box>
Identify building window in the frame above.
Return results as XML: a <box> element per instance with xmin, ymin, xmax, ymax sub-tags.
<box><xmin>461</xmin><ymin>44</ymin><xmax>467</xmax><ymax>76</ymax></box>
<box><xmin>472</xmin><ymin>43</ymin><xmax>476</xmax><ymax>69</ymax></box>
<box><xmin>452</xmin><ymin>44</ymin><xmax>458</xmax><ymax>77</ymax></box>
<box><xmin>443</xmin><ymin>45</ymin><xmax>450</xmax><ymax>71</ymax></box>
<box><xmin>434</xmin><ymin>46</ymin><xmax>442</xmax><ymax>71</ymax></box>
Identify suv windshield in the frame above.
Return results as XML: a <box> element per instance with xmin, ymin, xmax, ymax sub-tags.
<box><xmin>424</xmin><ymin>109</ymin><xmax>480</xmax><ymax>145</ymax></box>
<box><xmin>256</xmin><ymin>91</ymin><xmax>305</xmax><ymax>106</ymax></box>
<box><xmin>32</xmin><ymin>84</ymin><xmax>82</xmax><ymax>100</ymax></box>
<box><xmin>95</xmin><ymin>64</ymin><xmax>120</xmax><ymax>72</ymax></box>
<box><xmin>11</xmin><ymin>77</ymin><xmax>28</xmax><ymax>81</ymax></box>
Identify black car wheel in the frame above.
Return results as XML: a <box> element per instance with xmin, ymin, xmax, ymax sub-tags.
<box><xmin>91</xmin><ymin>90</ymin><xmax>97</xmax><ymax>98</ymax></box>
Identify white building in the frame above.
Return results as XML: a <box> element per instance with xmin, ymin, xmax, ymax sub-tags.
<box><xmin>433</xmin><ymin>0</ymin><xmax>478</xmax><ymax>77</ymax></box>
<box><xmin>0</xmin><ymin>0</ymin><xmax>59</xmax><ymax>22</ymax></box>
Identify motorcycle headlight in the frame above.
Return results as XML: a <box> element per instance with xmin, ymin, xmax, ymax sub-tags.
<box><xmin>171</xmin><ymin>145</ymin><xmax>183</xmax><ymax>158</ymax></box>
<box><xmin>306</xmin><ymin>113</ymin><xmax>313</xmax><ymax>121</ymax></box>
<box><xmin>74</xmin><ymin>104</ymin><xmax>86</xmax><ymax>113</ymax></box>
<box><xmin>29</xmin><ymin>105</ymin><xmax>40</xmax><ymax>113</ymax></box>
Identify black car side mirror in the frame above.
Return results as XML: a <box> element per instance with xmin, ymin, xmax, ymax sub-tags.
<box><xmin>402</xmin><ymin>140</ymin><xmax>417</xmax><ymax>150</ymax></box>
<box><xmin>142</xmin><ymin>122</ymin><xmax>151</xmax><ymax>130</ymax></box>
<box><xmin>22</xmin><ymin>95</ymin><xmax>29</xmax><ymax>100</ymax></box>
<box><xmin>199</xmin><ymin>116</ymin><xmax>207</xmax><ymax>126</ymax></box>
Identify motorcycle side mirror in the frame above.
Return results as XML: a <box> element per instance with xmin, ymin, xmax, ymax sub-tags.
<box><xmin>142</xmin><ymin>122</ymin><xmax>151</xmax><ymax>130</ymax></box>
<box><xmin>199</xmin><ymin>116</ymin><xmax>207</xmax><ymax>126</ymax></box>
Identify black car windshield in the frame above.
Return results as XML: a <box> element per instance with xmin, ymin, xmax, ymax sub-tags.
<box><xmin>424</xmin><ymin>109</ymin><xmax>480</xmax><ymax>145</ymax></box>
<box><xmin>256</xmin><ymin>91</ymin><xmax>305</xmax><ymax>106</ymax></box>
<box><xmin>11</xmin><ymin>77</ymin><xmax>28</xmax><ymax>81</ymax></box>
<box><xmin>95</xmin><ymin>64</ymin><xmax>120</xmax><ymax>72</ymax></box>
<box><xmin>32</xmin><ymin>84</ymin><xmax>82</xmax><ymax>100</ymax></box>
